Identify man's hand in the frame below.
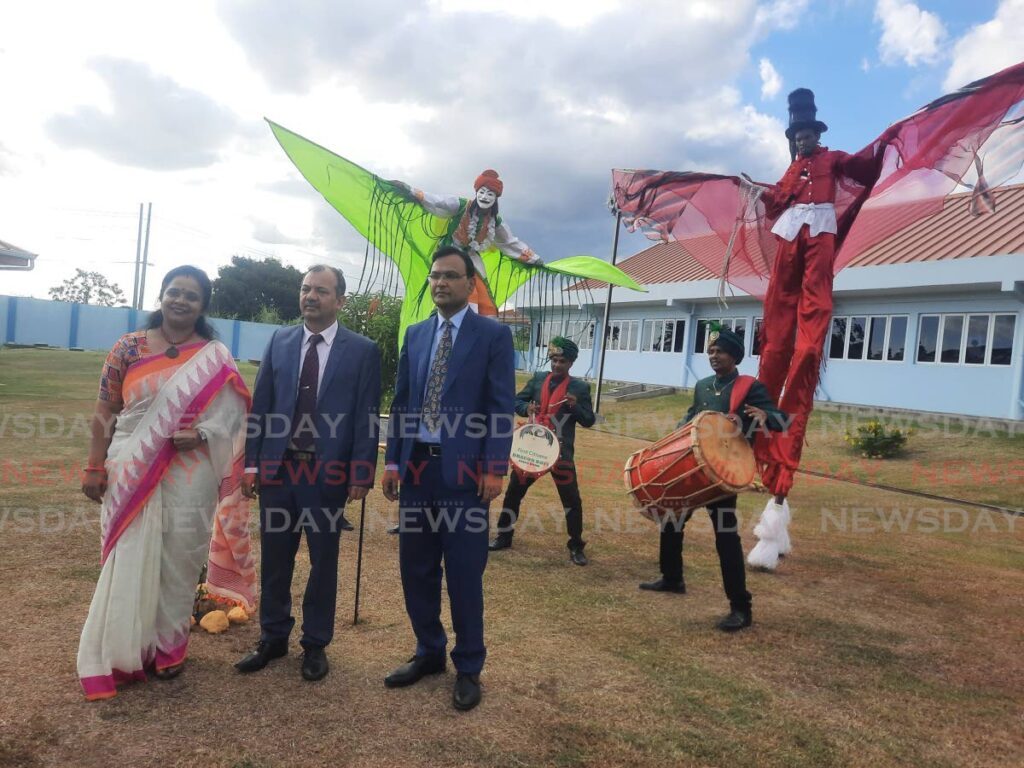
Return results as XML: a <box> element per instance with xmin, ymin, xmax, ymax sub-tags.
<box><xmin>347</xmin><ymin>485</ymin><xmax>370</xmax><ymax>503</ymax></box>
<box><xmin>172</xmin><ymin>428</ymin><xmax>204</xmax><ymax>452</ymax></box>
<box><xmin>241</xmin><ymin>473</ymin><xmax>259</xmax><ymax>499</ymax></box>
<box><xmin>478</xmin><ymin>473</ymin><xmax>503</xmax><ymax>504</ymax></box>
<box><xmin>743</xmin><ymin>404</ymin><xmax>768</xmax><ymax>426</ymax></box>
<box><xmin>382</xmin><ymin>469</ymin><xmax>401</xmax><ymax>502</ymax></box>
<box><xmin>526</xmin><ymin>401</ymin><xmax>538</xmax><ymax>417</ymax></box>
<box><xmin>564</xmin><ymin>393</ymin><xmax>577</xmax><ymax>409</ymax></box>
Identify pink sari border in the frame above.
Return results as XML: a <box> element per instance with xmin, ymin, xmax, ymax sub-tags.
<box><xmin>100</xmin><ymin>365</ymin><xmax>250</xmax><ymax>563</ymax></box>
<box><xmin>81</xmin><ymin>668</ymin><xmax>148</xmax><ymax>701</ymax></box>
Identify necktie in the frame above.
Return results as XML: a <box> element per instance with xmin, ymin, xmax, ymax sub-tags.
<box><xmin>422</xmin><ymin>320</ymin><xmax>452</xmax><ymax>433</ymax></box>
<box><xmin>291</xmin><ymin>333</ymin><xmax>323</xmax><ymax>451</ymax></box>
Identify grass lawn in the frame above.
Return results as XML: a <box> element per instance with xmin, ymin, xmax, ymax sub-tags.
<box><xmin>1</xmin><ymin>349</ymin><xmax>1021</xmax><ymax>768</ymax></box>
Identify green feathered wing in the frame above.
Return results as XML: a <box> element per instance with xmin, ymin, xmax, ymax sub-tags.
<box><xmin>267</xmin><ymin>119</ymin><xmax>645</xmax><ymax>343</ymax></box>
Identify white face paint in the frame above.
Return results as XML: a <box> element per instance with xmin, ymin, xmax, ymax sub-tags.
<box><xmin>475</xmin><ymin>186</ymin><xmax>497</xmax><ymax>209</ymax></box>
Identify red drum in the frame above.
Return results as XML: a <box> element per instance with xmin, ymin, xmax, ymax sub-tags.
<box><xmin>623</xmin><ymin>411</ymin><xmax>756</xmax><ymax>522</ymax></box>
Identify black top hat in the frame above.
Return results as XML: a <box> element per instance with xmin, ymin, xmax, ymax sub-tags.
<box><xmin>785</xmin><ymin>88</ymin><xmax>829</xmax><ymax>140</ymax></box>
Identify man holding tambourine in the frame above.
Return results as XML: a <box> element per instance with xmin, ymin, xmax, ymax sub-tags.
<box><xmin>489</xmin><ymin>337</ymin><xmax>595</xmax><ymax>565</ymax></box>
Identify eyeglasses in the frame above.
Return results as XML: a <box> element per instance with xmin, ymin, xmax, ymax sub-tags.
<box><xmin>428</xmin><ymin>271</ymin><xmax>467</xmax><ymax>283</ymax></box>
<box><xmin>163</xmin><ymin>287</ymin><xmax>202</xmax><ymax>303</ymax></box>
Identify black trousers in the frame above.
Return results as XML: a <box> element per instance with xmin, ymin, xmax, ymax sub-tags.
<box><xmin>495</xmin><ymin>460</ymin><xmax>584</xmax><ymax>550</ymax></box>
<box><xmin>658</xmin><ymin>496</ymin><xmax>751</xmax><ymax>612</ymax></box>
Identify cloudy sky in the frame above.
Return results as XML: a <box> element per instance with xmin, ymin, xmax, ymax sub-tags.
<box><xmin>2</xmin><ymin>0</ymin><xmax>1023</xmax><ymax>304</ymax></box>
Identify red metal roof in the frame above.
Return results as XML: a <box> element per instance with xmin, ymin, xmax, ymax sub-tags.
<box><xmin>575</xmin><ymin>185</ymin><xmax>1024</xmax><ymax>288</ymax></box>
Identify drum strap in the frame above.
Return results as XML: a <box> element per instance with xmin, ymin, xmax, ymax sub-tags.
<box><xmin>728</xmin><ymin>375</ymin><xmax>757</xmax><ymax>415</ymax></box>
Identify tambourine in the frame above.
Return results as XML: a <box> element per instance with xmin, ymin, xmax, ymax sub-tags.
<box><xmin>509</xmin><ymin>422</ymin><xmax>560</xmax><ymax>479</ymax></box>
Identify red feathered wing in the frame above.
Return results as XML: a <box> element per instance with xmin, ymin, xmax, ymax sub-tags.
<box><xmin>612</xmin><ymin>60</ymin><xmax>1024</xmax><ymax>300</ymax></box>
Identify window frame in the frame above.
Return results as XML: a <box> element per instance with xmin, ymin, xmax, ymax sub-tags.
<box><xmin>916</xmin><ymin>312</ymin><xmax>1017</xmax><ymax>367</ymax></box>
<box><xmin>829</xmin><ymin>314</ymin><xmax>908</xmax><ymax>363</ymax></box>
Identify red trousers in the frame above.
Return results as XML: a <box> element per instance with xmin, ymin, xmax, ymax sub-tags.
<box><xmin>755</xmin><ymin>228</ymin><xmax>835</xmax><ymax>496</ymax></box>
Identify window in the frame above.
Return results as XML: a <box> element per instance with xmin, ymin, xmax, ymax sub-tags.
<box><xmin>866</xmin><ymin>316</ymin><xmax>887</xmax><ymax>361</ymax></box>
<box><xmin>847</xmin><ymin>316</ymin><xmax>866</xmax><ymax>360</ymax></box>
<box><xmin>888</xmin><ymin>316</ymin><xmax>907</xmax><ymax>361</ymax></box>
<box><xmin>917</xmin><ymin>313</ymin><xmax>1017</xmax><ymax>366</ymax></box>
<box><xmin>964</xmin><ymin>315</ymin><xmax>989</xmax><ymax>365</ymax></box>
<box><xmin>917</xmin><ymin>315</ymin><xmax>939</xmax><ymax>363</ymax></box>
<box><xmin>565</xmin><ymin>319</ymin><xmax>595</xmax><ymax>350</ymax></box>
<box><xmin>940</xmin><ymin>315</ymin><xmax>964</xmax><ymax>363</ymax></box>
<box><xmin>829</xmin><ymin>317</ymin><xmax>847</xmax><ymax>359</ymax></box>
<box><xmin>695</xmin><ymin>317</ymin><xmax>747</xmax><ymax>354</ymax></box>
<box><xmin>992</xmin><ymin>315</ymin><xmax>1016</xmax><ymax>365</ymax></box>
<box><xmin>604</xmin><ymin>320</ymin><xmax>640</xmax><ymax>352</ymax></box>
<box><xmin>643</xmin><ymin>319</ymin><xmax>686</xmax><ymax>353</ymax></box>
<box><xmin>752</xmin><ymin>318</ymin><xmax>764</xmax><ymax>356</ymax></box>
<box><xmin>535</xmin><ymin>318</ymin><xmax>565</xmax><ymax>349</ymax></box>
<box><xmin>829</xmin><ymin>315</ymin><xmax>907</xmax><ymax>362</ymax></box>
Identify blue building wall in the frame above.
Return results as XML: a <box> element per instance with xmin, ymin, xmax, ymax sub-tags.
<box><xmin>531</xmin><ymin>291</ymin><xmax>1024</xmax><ymax>420</ymax></box>
<box><xmin>1</xmin><ymin>295</ymin><xmax>286</xmax><ymax>361</ymax></box>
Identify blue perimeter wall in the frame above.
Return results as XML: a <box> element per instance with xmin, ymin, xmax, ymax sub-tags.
<box><xmin>0</xmin><ymin>294</ymin><xmax>531</xmax><ymax>369</ymax></box>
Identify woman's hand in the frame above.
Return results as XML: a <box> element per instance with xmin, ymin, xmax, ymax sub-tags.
<box><xmin>172</xmin><ymin>428</ymin><xmax>205</xmax><ymax>452</ymax></box>
<box><xmin>82</xmin><ymin>468</ymin><xmax>108</xmax><ymax>503</ymax></box>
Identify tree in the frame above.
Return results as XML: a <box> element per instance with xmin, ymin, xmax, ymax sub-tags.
<box><xmin>209</xmin><ymin>256</ymin><xmax>304</xmax><ymax>321</ymax></box>
<box><xmin>339</xmin><ymin>293</ymin><xmax>402</xmax><ymax>408</ymax></box>
<box><xmin>49</xmin><ymin>269</ymin><xmax>126</xmax><ymax>306</ymax></box>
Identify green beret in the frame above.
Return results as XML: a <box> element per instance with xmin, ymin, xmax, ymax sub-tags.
<box><xmin>707</xmin><ymin>324</ymin><xmax>744</xmax><ymax>364</ymax></box>
<box><xmin>548</xmin><ymin>336</ymin><xmax>579</xmax><ymax>360</ymax></box>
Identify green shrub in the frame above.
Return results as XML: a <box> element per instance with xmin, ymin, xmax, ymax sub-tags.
<box><xmin>844</xmin><ymin>418</ymin><xmax>912</xmax><ymax>459</ymax></box>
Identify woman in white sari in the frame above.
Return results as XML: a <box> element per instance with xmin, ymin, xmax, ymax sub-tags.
<box><xmin>78</xmin><ymin>265</ymin><xmax>257</xmax><ymax>700</ymax></box>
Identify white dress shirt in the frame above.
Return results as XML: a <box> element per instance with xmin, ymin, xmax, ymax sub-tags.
<box><xmin>298</xmin><ymin>320</ymin><xmax>339</xmax><ymax>394</ymax></box>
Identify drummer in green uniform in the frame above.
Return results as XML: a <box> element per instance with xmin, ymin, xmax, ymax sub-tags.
<box><xmin>489</xmin><ymin>337</ymin><xmax>596</xmax><ymax>566</ymax></box>
<box><xmin>639</xmin><ymin>323</ymin><xmax>787</xmax><ymax>631</ymax></box>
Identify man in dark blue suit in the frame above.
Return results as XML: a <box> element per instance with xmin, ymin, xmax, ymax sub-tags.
<box><xmin>381</xmin><ymin>245</ymin><xmax>515</xmax><ymax>711</ymax></box>
<box><xmin>236</xmin><ymin>265</ymin><xmax>381</xmax><ymax>681</ymax></box>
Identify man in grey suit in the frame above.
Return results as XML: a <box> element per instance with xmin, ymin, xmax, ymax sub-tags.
<box><xmin>236</xmin><ymin>265</ymin><xmax>381</xmax><ymax>681</ymax></box>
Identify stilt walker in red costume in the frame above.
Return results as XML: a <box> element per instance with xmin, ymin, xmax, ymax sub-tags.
<box><xmin>749</xmin><ymin>89</ymin><xmax>891</xmax><ymax>565</ymax></box>
<box><xmin>610</xmin><ymin>61</ymin><xmax>1024</xmax><ymax>570</ymax></box>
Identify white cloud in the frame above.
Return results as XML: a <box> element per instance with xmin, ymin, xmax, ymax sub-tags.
<box><xmin>46</xmin><ymin>58</ymin><xmax>242</xmax><ymax>170</ymax></box>
<box><xmin>944</xmin><ymin>0</ymin><xmax>1024</xmax><ymax>90</ymax></box>
<box><xmin>874</xmin><ymin>0</ymin><xmax>947</xmax><ymax>67</ymax></box>
<box><xmin>754</xmin><ymin>0</ymin><xmax>811</xmax><ymax>33</ymax></box>
<box><xmin>1</xmin><ymin>0</ymin><xmax>802</xmax><ymax>301</ymax></box>
<box><xmin>759</xmin><ymin>58</ymin><xmax>783</xmax><ymax>99</ymax></box>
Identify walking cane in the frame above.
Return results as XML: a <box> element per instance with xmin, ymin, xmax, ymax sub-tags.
<box><xmin>353</xmin><ymin>497</ymin><xmax>367</xmax><ymax>625</ymax></box>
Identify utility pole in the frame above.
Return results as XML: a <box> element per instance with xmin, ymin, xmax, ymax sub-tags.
<box><xmin>593</xmin><ymin>210</ymin><xmax>622</xmax><ymax>414</ymax></box>
<box><xmin>137</xmin><ymin>203</ymin><xmax>153</xmax><ymax>310</ymax></box>
<box><xmin>131</xmin><ymin>204</ymin><xmax>144</xmax><ymax>309</ymax></box>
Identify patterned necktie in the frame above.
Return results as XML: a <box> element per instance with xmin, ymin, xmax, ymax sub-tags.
<box><xmin>291</xmin><ymin>333</ymin><xmax>323</xmax><ymax>451</ymax></box>
<box><xmin>422</xmin><ymin>320</ymin><xmax>452</xmax><ymax>433</ymax></box>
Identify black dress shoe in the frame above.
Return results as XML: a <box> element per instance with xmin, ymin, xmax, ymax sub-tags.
<box><xmin>301</xmin><ymin>646</ymin><xmax>329</xmax><ymax>681</ymax></box>
<box><xmin>384</xmin><ymin>655</ymin><xmax>446</xmax><ymax>688</ymax></box>
<box><xmin>638</xmin><ymin>577</ymin><xmax>686</xmax><ymax>594</ymax></box>
<box><xmin>488</xmin><ymin>535</ymin><xmax>512</xmax><ymax>551</ymax></box>
<box><xmin>235</xmin><ymin>639</ymin><xmax>288</xmax><ymax>672</ymax></box>
<box><xmin>339</xmin><ymin>515</ymin><xmax>355</xmax><ymax>532</ymax></box>
<box><xmin>452</xmin><ymin>673</ymin><xmax>481</xmax><ymax>711</ymax></box>
<box><xmin>717</xmin><ymin>609</ymin><xmax>753</xmax><ymax>632</ymax></box>
<box><xmin>569</xmin><ymin>547</ymin><xmax>588</xmax><ymax>566</ymax></box>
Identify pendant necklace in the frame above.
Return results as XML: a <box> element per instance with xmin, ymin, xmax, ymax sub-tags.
<box><xmin>159</xmin><ymin>327</ymin><xmax>192</xmax><ymax>359</ymax></box>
